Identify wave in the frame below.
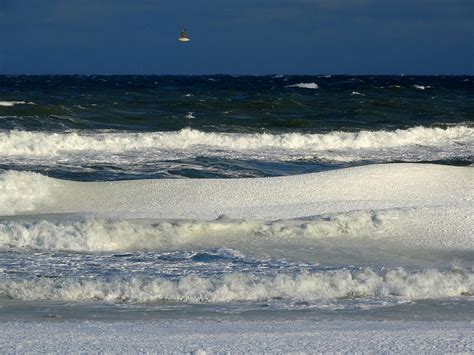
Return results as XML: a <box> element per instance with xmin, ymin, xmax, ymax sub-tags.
<box><xmin>413</xmin><ymin>85</ymin><xmax>431</xmax><ymax>90</ymax></box>
<box><xmin>0</xmin><ymin>126</ymin><xmax>471</xmax><ymax>161</ymax></box>
<box><xmin>1</xmin><ymin>268</ymin><xmax>472</xmax><ymax>303</ymax></box>
<box><xmin>0</xmin><ymin>101</ymin><xmax>34</xmax><ymax>107</ymax></box>
<box><xmin>286</xmin><ymin>82</ymin><xmax>319</xmax><ymax>89</ymax></box>
<box><xmin>0</xmin><ymin>210</ymin><xmax>400</xmax><ymax>252</ymax></box>
<box><xmin>0</xmin><ymin>164</ymin><xmax>471</xmax><ymax>221</ymax></box>
<box><xmin>0</xmin><ymin>163</ymin><xmax>472</xmax><ymax>255</ymax></box>
<box><xmin>0</xmin><ymin>171</ymin><xmax>55</xmax><ymax>216</ymax></box>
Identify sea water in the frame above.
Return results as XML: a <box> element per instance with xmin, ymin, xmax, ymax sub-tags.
<box><xmin>0</xmin><ymin>75</ymin><xmax>472</xmax><ymax>324</ymax></box>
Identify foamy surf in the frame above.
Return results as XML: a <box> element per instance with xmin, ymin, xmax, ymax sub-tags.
<box><xmin>0</xmin><ymin>126</ymin><xmax>471</xmax><ymax>165</ymax></box>
<box><xmin>1</xmin><ymin>268</ymin><xmax>472</xmax><ymax>304</ymax></box>
<box><xmin>0</xmin><ymin>75</ymin><xmax>472</xmax><ymax>351</ymax></box>
<box><xmin>0</xmin><ymin>209</ymin><xmax>405</xmax><ymax>252</ymax></box>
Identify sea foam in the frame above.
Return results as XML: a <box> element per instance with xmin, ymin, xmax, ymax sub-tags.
<box><xmin>0</xmin><ymin>210</ymin><xmax>400</xmax><ymax>252</ymax></box>
<box><xmin>1</xmin><ymin>268</ymin><xmax>472</xmax><ymax>303</ymax></box>
<box><xmin>0</xmin><ymin>171</ymin><xmax>54</xmax><ymax>215</ymax></box>
<box><xmin>0</xmin><ymin>101</ymin><xmax>33</xmax><ymax>107</ymax></box>
<box><xmin>0</xmin><ymin>126</ymin><xmax>471</xmax><ymax>160</ymax></box>
<box><xmin>286</xmin><ymin>82</ymin><xmax>319</xmax><ymax>89</ymax></box>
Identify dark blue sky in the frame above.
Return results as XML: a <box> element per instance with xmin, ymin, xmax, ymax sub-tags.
<box><xmin>0</xmin><ymin>0</ymin><xmax>473</xmax><ymax>74</ymax></box>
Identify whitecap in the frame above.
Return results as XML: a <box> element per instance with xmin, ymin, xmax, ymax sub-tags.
<box><xmin>286</xmin><ymin>83</ymin><xmax>319</xmax><ymax>89</ymax></box>
<box><xmin>412</xmin><ymin>85</ymin><xmax>432</xmax><ymax>90</ymax></box>
<box><xmin>0</xmin><ymin>101</ymin><xmax>34</xmax><ymax>107</ymax></box>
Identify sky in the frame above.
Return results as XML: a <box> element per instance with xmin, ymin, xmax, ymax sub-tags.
<box><xmin>0</xmin><ymin>0</ymin><xmax>473</xmax><ymax>75</ymax></box>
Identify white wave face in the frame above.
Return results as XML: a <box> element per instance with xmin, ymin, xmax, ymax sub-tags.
<box><xmin>286</xmin><ymin>82</ymin><xmax>319</xmax><ymax>89</ymax></box>
<box><xmin>0</xmin><ymin>101</ymin><xmax>33</xmax><ymax>107</ymax></box>
<box><xmin>0</xmin><ymin>126</ymin><xmax>472</xmax><ymax>163</ymax></box>
<box><xmin>0</xmin><ymin>210</ymin><xmax>401</xmax><ymax>252</ymax></box>
<box><xmin>0</xmin><ymin>164</ymin><xmax>471</xmax><ymax>260</ymax></box>
<box><xmin>1</xmin><ymin>268</ymin><xmax>472</xmax><ymax>303</ymax></box>
<box><xmin>0</xmin><ymin>163</ymin><xmax>471</xmax><ymax>223</ymax></box>
<box><xmin>0</xmin><ymin>171</ymin><xmax>55</xmax><ymax>216</ymax></box>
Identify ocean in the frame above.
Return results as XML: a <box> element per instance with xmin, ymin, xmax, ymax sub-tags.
<box><xmin>0</xmin><ymin>75</ymin><xmax>473</xmax><ymax>351</ymax></box>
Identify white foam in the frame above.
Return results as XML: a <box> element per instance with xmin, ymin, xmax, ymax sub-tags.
<box><xmin>0</xmin><ymin>171</ymin><xmax>55</xmax><ymax>216</ymax></box>
<box><xmin>0</xmin><ymin>126</ymin><xmax>471</xmax><ymax>162</ymax></box>
<box><xmin>412</xmin><ymin>85</ymin><xmax>431</xmax><ymax>90</ymax></box>
<box><xmin>286</xmin><ymin>82</ymin><xmax>319</xmax><ymax>89</ymax></box>
<box><xmin>0</xmin><ymin>101</ymin><xmax>33</xmax><ymax>107</ymax></box>
<box><xmin>351</xmin><ymin>91</ymin><xmax>364</xmax><ymax>96</ymax></box>
<box><xmin>0</xmin><ymin>209</ymin><xmax>405</xmax><ymax>252</ymax></box>
<box><xmin>0</xmin><ymin>164</ymin><xmax>472</xmax><ymax>254</ymax></box>
<box><xmin>1</xmin><ymin>320</ymin><xmax>472</xmax><ymax>353</ymax></box>
<box><xmin>1</xmin><ymin>268</ymin><xmax>472</xmax><ymax>303</ymax></box>
<box><xmin>0</xmin><ymin>164</ymin><xmax>471</xmax><ymax>220</ymax></box>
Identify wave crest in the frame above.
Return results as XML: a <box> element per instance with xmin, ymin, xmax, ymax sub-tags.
<box><xmin>0</xmin><ymin>126</ymin><xmax>471</xmax><ymax>160</ymax></box>
<box><xmin>0</xmin><ymin>210</ymin><xmax>399</xmax><ymax>252</ymax></box>
<box><xmin>2</xmin><ymin>268</ymin><xmax>472</xmax><ymax>303</ymax></box>
<box><xmin>0</xmin><ymin>171</ymin><xmax>54</xmax><ymax>215</ymax></box>
<box><xmin>286</xmin><ymin>82</ymin><xmax>319</xmax><ymax>89</ymax></box>
<box><xmin>0</xmin><ymin>101</ymin><xmax>33</xmax><ymax>107</ymax></box>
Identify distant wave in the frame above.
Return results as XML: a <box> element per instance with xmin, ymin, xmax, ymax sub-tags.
<box><xmin>1</xmin><ymin>268</ymin><xmax>472</xmax><ymax>303</ymax></box>
<box><xmin>412</xmin><ymin>85</ymin><xmax>431</xmax><ymax>90</ymax></box>
<box><xmin>0</xmin><ymin>101</ymin><xmax>34</xmax><ymax>107</ymax></box>
<box><xmin>286</xmin><ymin>82</ymin><xmax>319</xmax><ymax>89</ymax></box>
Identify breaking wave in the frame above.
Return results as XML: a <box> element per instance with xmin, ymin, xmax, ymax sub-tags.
<box><xmin>0</xmin><ymin>101</ymin><xmax>34</xmax><ymax>107</ymax></box>
<box><xmin>286</xmin><ymin>82</ymin><xmax>319</xmax><ymax>89</ymax></box>
<box><xmin>0</xmin><ymin>210</ymin><xmax>401</xmax><ymax>252</ymax></box>
<box><xmin>0</xmin><ymin>126</ymin><xmax>471</xmax><ymax>162</ymax></box>
<box><xmin>1</xmin><ymin>268</ymin><xmax>472</xmax><ymax>303</ymax></box>
<box><xmin>413</xmin><ymin>85</ymin><xmax>431</xmax><ymax>90</ymax></box>
<box><xmin>0</xmin><ymin>171</ymin><xmax>55</xmax><ymax>216</ymax></box>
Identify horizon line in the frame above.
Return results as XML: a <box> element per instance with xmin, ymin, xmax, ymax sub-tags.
<box><xmin>1</xmin><ymin>73</ymin><xmax>473</xmax><ymax>77</ymax></box>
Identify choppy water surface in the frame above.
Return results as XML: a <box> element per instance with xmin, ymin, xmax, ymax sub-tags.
<box><xmin>0</xmin><ymin>75</ymin><xmax>472</xmax><ymax>180</ymax></box>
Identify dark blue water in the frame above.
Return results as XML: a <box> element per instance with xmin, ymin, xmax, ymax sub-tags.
<box><xmin>0</xmin><ymin>75</ymin><xmax>472</xmax><ymax>181</ymax></box>
<box><xmin>1</xmin><ymin>75</ymin><xmax>473</xmax><ymax>131</ymax></box>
